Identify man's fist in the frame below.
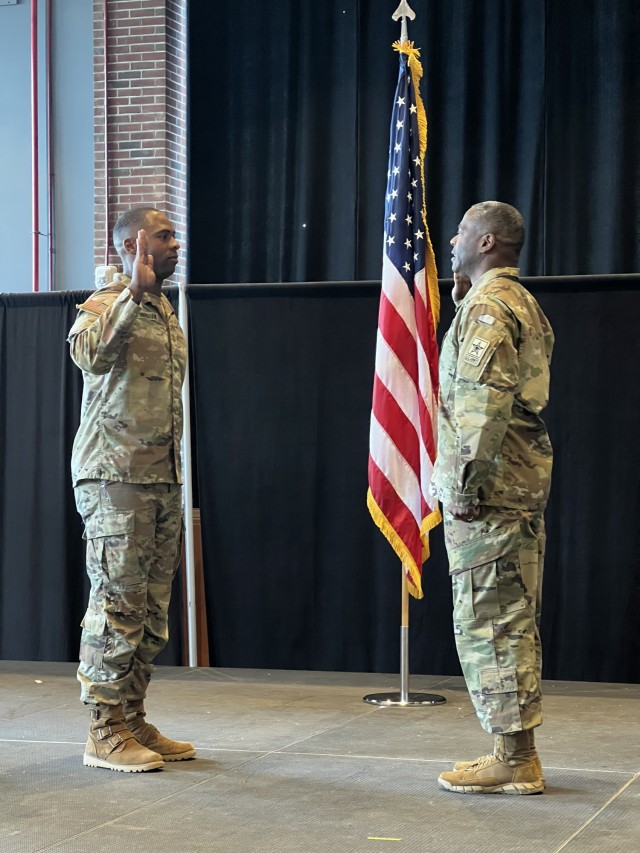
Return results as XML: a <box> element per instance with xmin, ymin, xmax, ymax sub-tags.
<box><xmin>450</xmin><ymin>504</ymin><xmax>480</xmax><ymax>522</ymax></box>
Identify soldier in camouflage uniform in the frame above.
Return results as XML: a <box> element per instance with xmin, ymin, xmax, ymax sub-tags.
<box><xmin>69</xmin><ymin>207</ymin><xmax>195</xmax><ymax>772</ymax></box>
<box><xmin>432</xmin><ymin>202</ymin><xmax>554</xmax><ymax>795</ymax></box>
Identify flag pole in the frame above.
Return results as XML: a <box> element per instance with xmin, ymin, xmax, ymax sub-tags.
<box><xmin>364</xmin><ymin>0</ymin><xmax>445</xmax><ymax>708</ymax></box>
<box><xmin>363</xmin><ymin>563</ymin><xmax>445</xmax><ymax>706</ymax></box>
<box><xmin>400</xmin><ymin>566</ymin><xmax>410</xmax><ymax>702</ymax></box>
<box><xmin>178</xmin><ymin>280</ymin><xmax>198</xmax><ymax>667</ymax></box>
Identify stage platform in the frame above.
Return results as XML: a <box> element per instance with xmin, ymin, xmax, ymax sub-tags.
<box><xmin>1</xmin><ymin>662</ymin><xmax>638</xmax><ymax>852</ymax></box>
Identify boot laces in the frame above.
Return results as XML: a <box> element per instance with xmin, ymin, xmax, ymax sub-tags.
<box><xmin>466</xmin><ymin>753</ymin><xmax>495</xmax><ymax>770</ymax></box>
<box><xmin>472</xmin><ymin>754</ymin><xmax>500</xmax><ymax>770</ymax></box>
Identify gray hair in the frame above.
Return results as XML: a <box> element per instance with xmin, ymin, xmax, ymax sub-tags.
<box><xmin>468</xmin><ymin>201</ymin><xmax>525</xmax><ymax>253</ymax></box>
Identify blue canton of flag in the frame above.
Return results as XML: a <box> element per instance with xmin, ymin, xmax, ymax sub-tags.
<box><xmin>384</xmin><ymin>53</ymin><xmax>425</xmax><ymax>292</ymax></box>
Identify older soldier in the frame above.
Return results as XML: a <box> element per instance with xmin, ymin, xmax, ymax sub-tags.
<box><xmin>432</xmin><ymin>201</ymin><xmax>553</xmax><ymax>795</ymax></box>
<box><xmin>68</xmin><ymin>207</ymin><xmax>194</xmax><ymax>772</ymax></box>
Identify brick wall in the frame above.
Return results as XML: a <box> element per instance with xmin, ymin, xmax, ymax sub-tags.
<box><xmin>93</xmin><ymin>0</ymin><xmax>187</xmax><ymax>284</ymax></box>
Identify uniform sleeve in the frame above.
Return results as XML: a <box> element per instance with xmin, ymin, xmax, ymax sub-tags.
<box><xmin>68</xmin><ymin>287</ymin><xmax>141</xmax><ymax>374</ymax></box>
<box><xmin>447</xmin><ymin>301</ymin><xmax>519</xmax><ymax>506</ymax></box>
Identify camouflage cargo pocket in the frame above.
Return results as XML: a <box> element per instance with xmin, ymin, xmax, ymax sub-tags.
<box><xmin>84</xmin><ymin>509</ymin><xmax>135</xmax><ymax>540</ymax></box>
<box><xmin>84</xmin><ymin>509</ymin><xmax>141</xmax><ymax>584</ymax></box>
<box><xmin>453</xmin><ymin>561</ymin><xmax>501</xmax><ymax>620</ymax></box>
<box><xmin>447</xmin><ymin>519</ymin><xmax>521</xmax><ymax>574</ymax></box>
<box><xmin>479</xmin><ymin>666</ymin><xmax>518</xmax><ymax>695</ymax></box>
<box><xmin>453</xmin><ymin>551</ymin><xmax>528</xmax><ymax>621</ymax></box>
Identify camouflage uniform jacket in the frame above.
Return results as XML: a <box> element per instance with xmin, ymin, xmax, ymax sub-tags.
<box><xmin>68</xmin><ymin>274</ymin><xmax>187</xmax><ymax>486</ymax></box>
<box><xmin>432</xmin><ymin>266</ymin><xmax>554</xmax><ymax>512</ymax></box>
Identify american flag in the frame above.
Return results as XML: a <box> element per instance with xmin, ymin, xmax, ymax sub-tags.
<box><xmin>367</xmin><ymin>41</ymin><xmax>441</xmax><ymax>600</ymax></box>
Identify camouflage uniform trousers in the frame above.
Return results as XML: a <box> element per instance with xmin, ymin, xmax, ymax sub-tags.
<box><xmin>445</xmin><ymin>506</ymin><xmax>545</xmax><ymax>734</ymax></box>
<box><xmin>74</xmin><ymin>480</ymin><xmax>182</xmax><ymax>705</ymax></box>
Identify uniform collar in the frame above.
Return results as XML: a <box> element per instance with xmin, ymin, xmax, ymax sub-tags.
<box><xmin>472</xmin><ymin>266</ymin><xmax>520</xmax><ymax>293</ymax></box>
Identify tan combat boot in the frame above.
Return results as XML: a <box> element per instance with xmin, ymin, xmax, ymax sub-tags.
<box><xmin>124</xmin><ymin>699</ymin><xmax>196</xmax><ymax>761</ymax></box>
<box><xmin>453</xmin><ymin>755</ymin><xmax>545</xmax><ymax>785</ymax></box>
<box><xmin>84</xmin><ymin>703</ymin><xmax>164</xmax><ymax>772</ymax></box>
<box><xmin>438</xmin><ymin>730</ymin><xmax>543</xmax><ymax>795</ymax></box>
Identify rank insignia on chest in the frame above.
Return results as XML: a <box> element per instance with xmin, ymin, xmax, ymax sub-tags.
<box><xmin>464</xmin><ymin>336</ymin><xmax>490</xmax><ymax>366</ymax></box>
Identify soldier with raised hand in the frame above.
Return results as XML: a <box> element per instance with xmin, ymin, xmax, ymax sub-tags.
<box><xmin>432</xmin><ymin>201</ymin><xmax>554</xmax><ymax>795</ymax></box>
<box><xmin>68</xmin><ymin>207</ymin><xmax>195</xmax><ymax>772</ymax></box>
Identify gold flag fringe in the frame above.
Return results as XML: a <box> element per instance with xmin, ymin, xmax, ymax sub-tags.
<box><xmin>392</xmin><ymin>40</ymin><xmax>440</xmax><ymax>332</ymax></box>
<box><xmin>420</xmin><ymin>505</ymin><xmax>442</xmax><ymax>561</ymax></box>
<box><xmin>367</xmin><ymin>487</ymin><xmax>425</xmax><ymax>599</ymax></box>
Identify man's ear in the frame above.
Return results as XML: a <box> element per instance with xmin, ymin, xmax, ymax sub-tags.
<box><xmin>122</xmin><ymin>236</ymin><xmax>137</xmax><ymax>256</ymax></box>
<box><xmin>479</xmin><ymin>232</ymin><xmax>496</xmax><ymax>254</ymax></box>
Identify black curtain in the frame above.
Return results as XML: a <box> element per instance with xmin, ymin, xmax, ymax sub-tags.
<box><xmin>187</xmin><ymin>277</ymin><xmax>640</xmax><ymax>683</ymax></box>
<box><xmin>543</xmin><ymin>2</ymin><xmax>640</xmax><ymax>274</ymax></box>
<box><xmin>2</xmin><ymin>279</ymin><xmax>639</xmax><ymax>682</ymax></box>
<box><xmin>533</xmin><ymin>278</ymin><xmax>640</xmax><ymax>681</ymax></box>
<box><xmin>188</xmin><ymin>0</ymin><xmax>640</xmax><ymax>283</ymax></box>
<box><xmin>0</xmin><ymin>293</ymin><xmax>86</xmax><ymax>661</ymax></box>
<box><xmin>0</xmin><ymin>292</ymin><xmax>184</xmax><ymax>666</ymax></box>
<box><xmin>185</xmin><ymin>283</ymin><xmax>454</xmax><ymax>673</ymax></box>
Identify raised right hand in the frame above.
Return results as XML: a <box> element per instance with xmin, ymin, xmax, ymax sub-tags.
<box><xmin>129</xmin><ymin>230</ymin><xmax>157</xmax><ymax>302</ymax></box>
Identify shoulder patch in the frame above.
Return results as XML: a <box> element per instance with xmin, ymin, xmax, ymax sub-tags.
<box><xmin>477</xmin><ymin>314</ymin><xmax>496</xmax><ymax>326</ymax></box>
<box><xmin>76</xmin><ymin>298</ymin><xmax>109</xmax><ymax>316</ymax></box>
<box><xmin>463</xmin><ymin>336</ymin><xmax>490</xmax><ymax>366</ymax></box>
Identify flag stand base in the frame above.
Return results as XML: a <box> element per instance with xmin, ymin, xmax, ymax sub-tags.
<box><xmin>363</xmin><ymin>691</ymin><xmax>446</xmax><ymax>706</ymax></box>
<box><xmin>362</xmin><ymin>588</ymin><xmax>447</xmax><ymax>707</ymax></box>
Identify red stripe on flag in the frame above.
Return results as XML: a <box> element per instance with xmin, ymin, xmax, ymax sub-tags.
<box><xmin>378</xmin><ymin>291</ymin><xmax>419</xmax><ymax>389</ymax></box>
<box><xmin>368</xmin><ymin>456</ymin><xmax>422</xmax><ymax>570</ymax></box>
<box><xmin>372</xmin><ymin>375</ymin><xmax>421</xmax><ymax>478</ymax></box>
<box><xmin>418</xmin><ymin>392</ymin><xmax>436</xmax><ymax>462</ymax></box>
<box><xmin>415</xmin><ymin>285</ymin><xmax>440</xmax><ymax>395</ymax></box>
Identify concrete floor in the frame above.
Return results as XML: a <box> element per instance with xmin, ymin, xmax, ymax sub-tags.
<box><xmin>0</xmin><ymin>662</ymin><xmax>638</xmax><ymax>853</ymax></box>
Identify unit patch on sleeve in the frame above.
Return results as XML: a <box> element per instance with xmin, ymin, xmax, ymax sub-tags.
<box><xmin>463</xmin><ymin>336</ymin><xmax>490</xmax><ymax>366</ymax></box>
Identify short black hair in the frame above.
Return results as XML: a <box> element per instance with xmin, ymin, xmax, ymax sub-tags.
<box><xmin>469</xmin><ymin>201</ymin><xmax>525</xmax><ymax>253</ymax></box>
<box><xmin>112</xmin><ymin>207</ymin><xmax>158</xmax><ymax>255</ymax></box>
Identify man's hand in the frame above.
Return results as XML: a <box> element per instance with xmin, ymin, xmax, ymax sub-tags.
<box><xmin>128</xmin><ymin>230</ymin><xmax>157</xmax><ymax>303</ymax></box>
<box><xmin>450</xmin><ymin>504</ymin><xmax>480</xmax><ymax>522</ymax></box>
<box><xmin>452</xmin><ymin>273</ymin><xmax>472</xmax><ymax>306</ymax></box>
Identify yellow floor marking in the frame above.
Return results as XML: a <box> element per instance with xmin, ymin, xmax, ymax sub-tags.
<box><xmin>367</xmin><ymin>838</ymin><xmax>402</xmax><ymax>842</ymax></box>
